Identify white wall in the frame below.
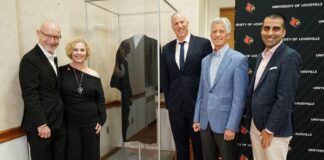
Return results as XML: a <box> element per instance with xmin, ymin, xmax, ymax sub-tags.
<box><xmin>0</xmin><ymin>136</ymin><xmax>29</xmax><ymax>160</ymax></box>
<box><xmin>0</xmin><ymin>0</ymin><xmax>24</xmax><ymax>131</ymax></box>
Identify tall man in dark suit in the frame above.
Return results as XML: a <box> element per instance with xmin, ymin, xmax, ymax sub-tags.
<box><xmin>246</xmin><ymin>13</ymin><xmax>301</xmax><ymax>160</ymax></box>
<box><xmin>19</xmin><ymin>20</ymin><xmax>66</xmax><ymax>160</ymax></box>
<box><xmin>161</xmin><ymin>12</ymin><xmax>213</xmax><ymax>160</ymax></box>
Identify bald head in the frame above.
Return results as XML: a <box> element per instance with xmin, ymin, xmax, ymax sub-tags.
<box><xmin>37</xmin><ymin>19</ymin><xmax>61</xmax><ymax>54</ymax></box>
<box><xmin>40</xmin><ymin>20</ymin><xmax>61</xmax><ymax>34</ymax></box>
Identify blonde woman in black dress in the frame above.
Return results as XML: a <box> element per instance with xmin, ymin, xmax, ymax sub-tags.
<box><xmin>60</xmin><ymin>38</ymin><xmax>106</xmax><ymax>160</ymax></box>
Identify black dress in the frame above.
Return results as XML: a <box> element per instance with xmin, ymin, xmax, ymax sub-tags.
<box><xmin>59</xmin><ymin>64</ymin><xmax>107</xmax><ymax>160</ymax></box>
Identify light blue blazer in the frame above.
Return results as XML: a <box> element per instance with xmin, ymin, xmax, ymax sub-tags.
<box><xmin>193</xmin><ymin>48</ymin><xmax>249</xmax><ymax>133</ymax></box>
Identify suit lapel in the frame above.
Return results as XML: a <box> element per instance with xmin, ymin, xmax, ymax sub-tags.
<box><xmin>36</xmin><ymin>46</ymin><xmax>58</xmax><ymax>78</ymax></box>
<box><xmin>184</xmin><ymin>35</ymin><xmax>196</xmax><ymax>70</ymax></box>
<box><xmin>254</xmin><ymin>43</ymin><xmax>285</xmax><ymax>89</ymax></box>
<box><xmin>211</xmin><ymin>50</ymin><xmax>232</xmax><ymax>89</ymax></box>
<box><xmin>168</xmin><ymin>40</ymin><xmax>179</xmax><ymax>72</ymax></box>
<box><xmin>249</xmin><ymin>55</ymin><xmax>262</xmax><ymax>92</ymax></box>
<box><xmin>56</xmin><ymin>61</ymin><xmax>61</xmax><ymax>88</ymax></box>
<box><xmin>205</xmin><ymin>54</ymin><xmax>212</xmax><ymax>89</ymax></box>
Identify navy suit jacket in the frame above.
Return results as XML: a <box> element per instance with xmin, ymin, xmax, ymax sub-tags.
<box><xmin>246</xmin><ymin>43</ymin><xmax>301</xmax><ymax>137</ymax></box>
<box><xmin>161</xmin><ymin>34</ymin><xmax>212</xmax><ymax>114</ymax></box>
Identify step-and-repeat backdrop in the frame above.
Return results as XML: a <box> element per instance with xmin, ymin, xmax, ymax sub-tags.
<box><xmin>234</xmin><ymin>0</ymin><xmax>324</xmax><ymax>159</ymax></box>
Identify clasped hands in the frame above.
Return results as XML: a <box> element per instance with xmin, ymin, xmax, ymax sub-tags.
<box><xmin>37</xmin><ymin>124</ymin><xmax>51</xmax><ymax>138</ymax></box>
<box><xmin>37</xmin><ymin>122</ymin><xmax>103</xmax><ymax>139</ymax></box>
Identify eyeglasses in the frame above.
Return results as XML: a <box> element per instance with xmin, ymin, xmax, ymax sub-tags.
<box><xmin>39</xmin><ymin>30</ymin><xmax>61</xmax><ymax>41</ymax></box>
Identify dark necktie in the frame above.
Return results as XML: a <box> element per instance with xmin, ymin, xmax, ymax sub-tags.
<box><xmin>179</xmin><ymin>41</ymin><xmax>185</xmax><ymax>70</ymax></box>
<box><xmin>54</xmin><ymin>57</ymin><xmax>58</xmax><ymax>68</ymax></box>
<box><xmin>54</xmin><ymin>57</ymin><xmax>58</xmax><ymax>76</ymax></box>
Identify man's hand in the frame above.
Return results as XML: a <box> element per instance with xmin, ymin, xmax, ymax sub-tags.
<box><xmin>37</xmin><ymin>124</ymin><xmax>51</xmax><ymax>138</ymax></box>
<box><xmin>260</xmin><ymin>129</ymin><xmax>274</xmax><ymax>148</ymax></box>
<box><xmin>192</xmin><ymin>123</ymin><xmax>201</xmax><ymax>132</ymax></box>
<box><xmin>224</xmin><ymin>129</ymin><xmax>235</xmax><ymax>141</ymax></box>
<box><xmin>95</xmin><ymin>123</ymin><xmax>102</xmax><ymax>135</ymax></box>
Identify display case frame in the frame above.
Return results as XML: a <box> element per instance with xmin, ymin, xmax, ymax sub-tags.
<box><xmin>84</xmin><ymin>0</ymin><xmax>176</xmax><ymax>159</ymax></box>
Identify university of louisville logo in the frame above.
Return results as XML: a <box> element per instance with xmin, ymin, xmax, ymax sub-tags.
<box><xmin>245</xmin><ymin>2</ymin><xmax>255</xmax><ymax>13</ymax></box>
<box><xmin>240</xmin><ymin>126</ymin><xmax>249</xmax><ymax>135</ymax></box>
<box><xmin>244</xmin><ymin>35</ymin><xmax>254</xmax><ymax>45</ymax></box>
<box><xmin>240</xmin><ymin>154</ymin><xmax>249</xmax><ymax>160</ymax></box>
<box><xmin>290</xmin><ymin>17</ymin><xmax>301</xmax><ymax>28</ymax></box>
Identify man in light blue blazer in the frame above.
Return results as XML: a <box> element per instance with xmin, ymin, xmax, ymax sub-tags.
<box><xmin>193</xmin><ymin>17</ymin><xmax>249</xmax><ymax>160</ymax></box>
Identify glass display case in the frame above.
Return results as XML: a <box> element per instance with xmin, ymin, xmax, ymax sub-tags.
<box><xmin>84</xmin><ymin>0</ymin><xmax>176</xmax><ymax>159</ymax></box>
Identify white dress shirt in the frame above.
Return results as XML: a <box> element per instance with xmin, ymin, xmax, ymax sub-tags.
<box><xmin>175</xmin><ymin>34</ymin><xmax>191</xmax><ymax>69</ymax></box>
<box><xmin>38</xmin><ymin>43</ymin><xmax>57</xmax><ymax>75</ymax></box>
<box><xmin>210</xmin><ymin>44</ymin><xmax>228</xmax><ymax>86</ymax></box>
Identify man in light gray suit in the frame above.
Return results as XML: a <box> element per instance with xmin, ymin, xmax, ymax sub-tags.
<box><xmin>193</xmin><ymin>17</ymin><xmax>249</xmax><ymax>160</ymax></box>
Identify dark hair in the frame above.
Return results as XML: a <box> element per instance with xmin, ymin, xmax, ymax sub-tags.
<box><xmin>264</xmin><ymin>13</ymin><xmax>286</xmax><ymax>29</ymax></box>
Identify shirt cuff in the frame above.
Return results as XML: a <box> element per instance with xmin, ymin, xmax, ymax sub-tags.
<box><xmin>265</xmin><ymin>128</ymin><xmax>274</xmax><ymax>134</ymax></box>
<box><xmin>38</xmin><ymin>124</ymin><xmax>47</xmax><ymax>128</ymax></box>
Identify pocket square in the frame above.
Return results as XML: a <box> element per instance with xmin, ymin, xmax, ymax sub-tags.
<box><xmin>269</xmin><ymin>66</ymin><xmax>278</xmax><ymax>70</ymax></box>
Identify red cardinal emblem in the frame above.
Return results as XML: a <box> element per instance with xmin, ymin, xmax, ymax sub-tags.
<box><xmin>290</xmin><ymin>17</ymin><xmax>301</xmax><ymax>28</ymax></box>
<box><xmin>245</xmin><ymin>2</ymin><xmax>255</xmax><ymax>13</ymax></box>
<box><xmin>240</xmin><ymin>126</ymin><xmax>249</xmax><ymax>135</ymax></box>
<box><xmin>240</xmin><ymin>154</ymin><xmax>249</xmax><ymax>160</ymax></box>
<box><xmin>244</xmin><ymin>35</ymin><xmax>254</xmax><ymax>45</ymax></box>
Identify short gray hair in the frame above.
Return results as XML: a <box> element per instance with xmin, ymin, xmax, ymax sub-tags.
<box><xmin>170</xmin><ymin>11</ymin><xmax>188</xmax><ymax>23</ymax></box>
<box><xmin>210</xmin><ymin>17</ymin><xmax>231</xmax><ymax>33</ymax></box>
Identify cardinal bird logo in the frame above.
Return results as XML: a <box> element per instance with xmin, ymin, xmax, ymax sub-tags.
<box><xmin>290</xmin><ymin>17</ymin><xmax>301</xmax><ymax>28</ymax></box>
<box><xmin>240</xmin><ymin>154</ymin><xmax>249</xmax><ymax>160</ymax></box>
<box><xmin>244</xmin><ymin>35</ymin><xmax>254</xmax><ymax>45</ymax></box>
<box><xmin>245</xmin><ymin>2</ymin><xmax>255</xmax><ymax>13</ymax></box>
<box><xmin>240</xmin><ymin>126</ymin><xmax>249</xmax><ymax>135</ymax></box>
